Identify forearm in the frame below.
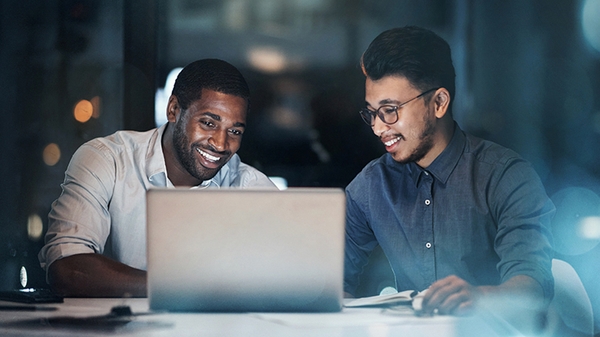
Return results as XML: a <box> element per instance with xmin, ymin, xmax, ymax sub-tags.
<box><xmin>48</xmin><ymin>253</ymin><xmax>147</xmax><ymax>298</ymax></box>
<box><xmin>423</xmin><ymin>274</ymin><xmax>546</xmax><ymax>317</ymax></box>
<box><xmin>479</xmin><ymin>275</ymin><xmax>544</xmax><ymax>301</ymax></box>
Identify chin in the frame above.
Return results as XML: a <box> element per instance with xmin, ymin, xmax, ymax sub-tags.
<box><xmin>390</xmin><ymin>153</ymin><xmax>409</xmax><ymax>163</ymax></box>
<box><xmin>196</xmin><ymin>165</ymin><xmax>223</xmax><ymax>181</ymax></box>
<box><xmin>392</xmin><ymin>152</ymin><xmax>424</xmax><ymax>165</ymax></box>
<box><xmin>197</xmin><ymin>172</ymin><xmax>218</xmax><ymax>182</ymax></box>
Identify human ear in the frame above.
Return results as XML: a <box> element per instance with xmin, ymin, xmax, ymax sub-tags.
<box><xmin>166</xmin><ymin>95</ymin><xmax>180</xmax><ymax>123</ymax></box>
<box><xmin>433</xmin><ymin>89</ymin><xmax>451</xmax><ymax>119</ymax></box>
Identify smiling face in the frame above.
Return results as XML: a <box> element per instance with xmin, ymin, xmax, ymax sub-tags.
<box><xmin>365</xmin><ymin>75</ymin><xmax>449</xmax><ymax>168</ymax></box>
<box><xmin>168</xmin><ymin>89</ymin><xmax>247</xmax><ymax>184</ymax></box>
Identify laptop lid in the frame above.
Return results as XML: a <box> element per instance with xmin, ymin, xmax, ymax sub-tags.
<box><xmin>146</xmin><ymin>188</ymin><xmax>345</xmax><ymax>312</ymax></box>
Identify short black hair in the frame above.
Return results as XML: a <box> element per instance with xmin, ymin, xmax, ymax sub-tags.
<box><xmin>361</xmin><ymin>26</ymin><xmax>456</xmax><ymax>102</ymax></box>
<box><xmin>171</xmin><ymin>58</ymin><xmax>250</xmax><ymax>111</ymax></box>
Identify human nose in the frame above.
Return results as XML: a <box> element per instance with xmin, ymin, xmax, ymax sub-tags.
<box><xmin>371</xmin><ymin>113</ymin><xmax>389</xmax><ymax>137</ymax></box>
<box><xmin>208</xmin><ymin>129</ymin><xmax>228</xmax><ymax>152</ymax></box>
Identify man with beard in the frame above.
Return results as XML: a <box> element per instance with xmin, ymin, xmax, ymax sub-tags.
<box><xmin>39</xmin><ymin>59</ymin><xmax>276</xmax><ymax>297</ymax></box>
<box><xmin>344</xmin><ymin>27</ymin><xmax>555</xmax><ymax>317</ymax></box>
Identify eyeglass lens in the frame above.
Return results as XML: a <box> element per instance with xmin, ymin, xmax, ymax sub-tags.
<box><xmin>359</xmin><ymin>87</ymin><xmax>439</xmax><ymax>126</ymax></box>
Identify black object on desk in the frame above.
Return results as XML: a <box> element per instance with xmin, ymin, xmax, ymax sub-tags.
<box><xmin>2</xmin><ymin>304</ymin><xmax>174</xmax><ymax>333</ymax></box>
<box><xmin>0</xmin><ymin>305</ymin><xmax>57</xmax><ymax>311</ymax></box>
<box><xmin>0</xmin><ymin>288</ymin><xmax>63</xmax><ymax>304</ymax></box>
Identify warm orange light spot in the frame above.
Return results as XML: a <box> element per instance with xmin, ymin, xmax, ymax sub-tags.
<box><xmin>43</xmin><ymin>143</ymin><xmax>61</xmax><ymax>166</ymax></box>
<box><xmin>74</xmin><ymin>99</ymin><xmax>93</xmax><ymax>123</ymax></box>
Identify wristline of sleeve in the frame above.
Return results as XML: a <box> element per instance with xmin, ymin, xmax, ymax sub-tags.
<box><xmin>41</xmin><ymin>242</ymin><xmax>96</xmax><ymax>275</ymax></box>
<box><xmin>503</xmin><ymin>269</ymin><xmax>554</xmax><ymax>304</ymax></box>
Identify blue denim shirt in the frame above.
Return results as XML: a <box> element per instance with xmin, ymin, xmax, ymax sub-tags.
<box><xmin>344</xmin><ymin>123</ymin><xmax>555</xmax><ymax>300</ymax></box>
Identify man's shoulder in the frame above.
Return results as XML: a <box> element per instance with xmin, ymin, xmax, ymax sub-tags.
<box><xmin>67</xmin><ymin>128</ymin><xmax>161</xmax><ymax>175</ymax></box>
<box><xmin>87</xmin><ymin>128</ymin><xmax>158</xmax><ymax>148</ymax></box>
<box><xmin>362</xmin><ymin>153</ymin><xmax>405</xmax><ymax>175</ymax></box>
<box><xmin>348</xmin><ymin>154</ymin><xmax>399</xmax><ymax>187</ymax></box>
<box><xmin>463</xmin><ymin>133</ymin><xmax>523</xmax><ymax>166</ymax></box>
<box><xmin>77</xmin><ymin>128</ymin><xmax>159</xmax><ymax>157</ymax></box>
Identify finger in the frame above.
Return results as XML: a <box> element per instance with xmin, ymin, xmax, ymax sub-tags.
<box><xmin>423</xmin><ymin>280</ymin><xmax>461</xmax><ymax>313</ymax></box>
<box><xmin>423</xmin><ymin>276</ymin><xmax>455</xmax><ymax>305</ymax></box>
<box><xmin>437</xmin><ymin>289</ymin><xmax>471</xmax><ymax>315</ymax></box>
<box><xmin>423</xmin><ymin>276</ymin><xmax>472</xmax><ymax>314</ymax></box>
<box><xmin>451</xmin><ymin>298</ymin><xmax>476</xmax><ymax>316</ymax></box>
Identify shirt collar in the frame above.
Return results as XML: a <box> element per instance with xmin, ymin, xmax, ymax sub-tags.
<box><xmin>426</xmin><ymin>122</ymin><xmax>465</xmax><ymax>185</ymax></box>
<box><xmin>406</xmin><ymin>122</ymin><xmax>465</xmax><ymax>187</ymax></box>
<box><xmin>146</xmin><ymin>123</ymin><xmax>169</xmax><ymax>187</ymax></box>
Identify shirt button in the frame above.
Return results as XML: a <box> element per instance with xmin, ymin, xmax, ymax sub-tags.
<box><xmin>425</xmin><ymin>199</ymin><xmax>431</xmax><ymax>206</ymax></box>
<box><xmin>426</xmin><ymin>242</ymin><xmax>432</xmax><ymax>249</ymax></box>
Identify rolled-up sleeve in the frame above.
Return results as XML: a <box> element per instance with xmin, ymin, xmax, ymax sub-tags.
<box><xmin>491</xmin><ymin>155</ymin><xmax>555</xmax><ymax>301</ymax></box>
<box><xmin>38</xmin><ymin>141</ymin><xmax>115</xmax><ymax>271</ymax></box>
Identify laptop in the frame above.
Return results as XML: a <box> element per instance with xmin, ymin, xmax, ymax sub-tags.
<box><xmin>146</xmin><ymin>187</ymin><xmax>346</xmax><ymax>312</ymax></box>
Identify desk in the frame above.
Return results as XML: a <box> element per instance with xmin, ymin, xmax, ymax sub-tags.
<box><xmin>0</xmin><ymin>298</ymin><xmax>518</xmax><ymax>337</ymax></box>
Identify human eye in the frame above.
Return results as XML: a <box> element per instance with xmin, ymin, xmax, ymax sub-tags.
<box><xmin>380</xmin><ymin>105</ymin><xmax>398</xmax><ymax>114</ymax></box>
<box><xmin>200</xmin><ymin>118</ymin><xmax>216</xmax><ymax>128</ymax></box>
<box><xmin>229</xmin><ymin>128</ymin><xmax>244</xmax><ymax>137</ymax></box>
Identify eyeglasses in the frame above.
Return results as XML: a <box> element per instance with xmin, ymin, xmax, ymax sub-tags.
<box><xmin>359</xmin><ymin>87</ymin><xmax>440</xmax><ymax>126</ymax></box>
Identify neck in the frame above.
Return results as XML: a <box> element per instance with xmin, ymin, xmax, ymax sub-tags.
<box><xmin>416</xmin><ymin>119</ymin><xmax>455</xmax><ymax>168</ymax></box>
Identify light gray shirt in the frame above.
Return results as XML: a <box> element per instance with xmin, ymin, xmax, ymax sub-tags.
<box><xmin>39</xmin><ymin>123</ymin><xmax>276</xmax><ymax>272</ymax></box>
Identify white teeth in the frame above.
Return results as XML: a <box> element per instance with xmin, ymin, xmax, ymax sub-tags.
<box><xmin>384</xmin><ymin>137</ymin><xmax>400</xmax><ymax>147</ymax></box>
<box><xmin>198</xmin><ymin>149</ymin><xmax>220</xmax><ymax>162</ymax></box>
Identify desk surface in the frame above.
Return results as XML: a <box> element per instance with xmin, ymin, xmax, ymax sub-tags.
<box><xmin>0</xmin><ymin>298</ymin><xmax>516</xmax><ymax>337</ymax></box>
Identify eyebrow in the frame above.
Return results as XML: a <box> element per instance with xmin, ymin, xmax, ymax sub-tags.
<box><xmin>379</xmin><ymin>99</ymin><xmax>400</xmax><ymax>105</ymax></box>
<box><xmin>201</xmin><ymin>112</ymin><xmax>246</xmax><ymax>128</ymax></box>
<box><xmin>365</xmin><ymin>99</ymin><xmax>400</xmax><ymax>108</ymax></box>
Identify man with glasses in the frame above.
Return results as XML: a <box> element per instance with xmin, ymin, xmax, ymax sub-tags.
<box><xmin>344</xmin><ymin>26</ymin><xmax>555</xmax><ymax>318</ymax></box>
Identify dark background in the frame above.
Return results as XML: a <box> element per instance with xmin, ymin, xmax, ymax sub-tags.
<box><xmin>1</xmin><ymin>0</ymin><xmax>600</xmax><ymax>332</ymax></box>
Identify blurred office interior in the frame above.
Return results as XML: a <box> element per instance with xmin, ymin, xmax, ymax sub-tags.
<box><xmin>1</xmin><ymin>0</ymin><xmax>600</xmax><ymax>332</ymax></box>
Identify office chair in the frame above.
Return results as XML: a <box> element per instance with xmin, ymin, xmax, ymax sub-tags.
<box><xmin>545</xmin><ymin>259</ymin><xmax>594</xmax><ymax>337</ymax></box>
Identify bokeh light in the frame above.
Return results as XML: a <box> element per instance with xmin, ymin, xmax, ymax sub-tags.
<box><xmin>268</xmin><ymin>176</ymin><xmax>288</xmax><ymax>190</ymax></box>
<box><xmin>20</xmin><ymin>266</ymin><xmax>28</xmax><ymax>288</ymax></box>
<box><xmin>74</xmin><ymin>99</ymin><xmax>94</xmax><ymax>123</ymax></box>
<box><xmin>155</xmin><ymin>67</ymin><xmax>183</xmax><ymax>127</ymax></box>
<box><xmin>42</xmin><ymin>143</ymin><xmax>61</xmax><ymax>166</ymax></box>
<box><xmin>582</xmin><ymin>0</ymin><xmax>600</xmax><ymax>54</ymax></box>
<box><xmin>551</xmin><ymin>187</ymin><xmax>600</xmax><ymax>255</ymax></box>
<box><xmin>27</xmin><ymin>213</ymin><xmax>43</xmax><ymax>241</ymax></box>
<box><xmin>579</xmin><ymin>216</ymin><xmax>600</xmax><ymax>238</ymax></box>
<box><xmin>247</xmin><ymin>46</ymin><xmax>288</xmax><ymax>73</ymax></box>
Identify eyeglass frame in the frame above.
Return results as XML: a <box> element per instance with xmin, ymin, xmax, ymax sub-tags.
<box><xmin>359</xmin><ymin>87</ymin><xmax>441</xmax><ymax>126</ymax></box>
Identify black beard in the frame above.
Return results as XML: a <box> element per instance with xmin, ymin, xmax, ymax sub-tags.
<box><xmin>396</xmin><ymin>116</ymin><xmax>436</xmax><ymax>164</ymax></box>
<box><xmin>172</xmin><ymin>121</ymin><xmax>220</xmax><ymax>182</ymax></box>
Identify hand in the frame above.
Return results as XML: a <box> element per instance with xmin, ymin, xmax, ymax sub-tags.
<box><xmin>421</xmin><ymin>275</ymin><xmax>481</xmax><ymax>316</ymax></box>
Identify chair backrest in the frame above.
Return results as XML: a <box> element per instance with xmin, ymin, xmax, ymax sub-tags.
<box><xmin>545</xmin><ymin>259</ymin><xmax>594</xmax><ymax>337</ymax></box>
